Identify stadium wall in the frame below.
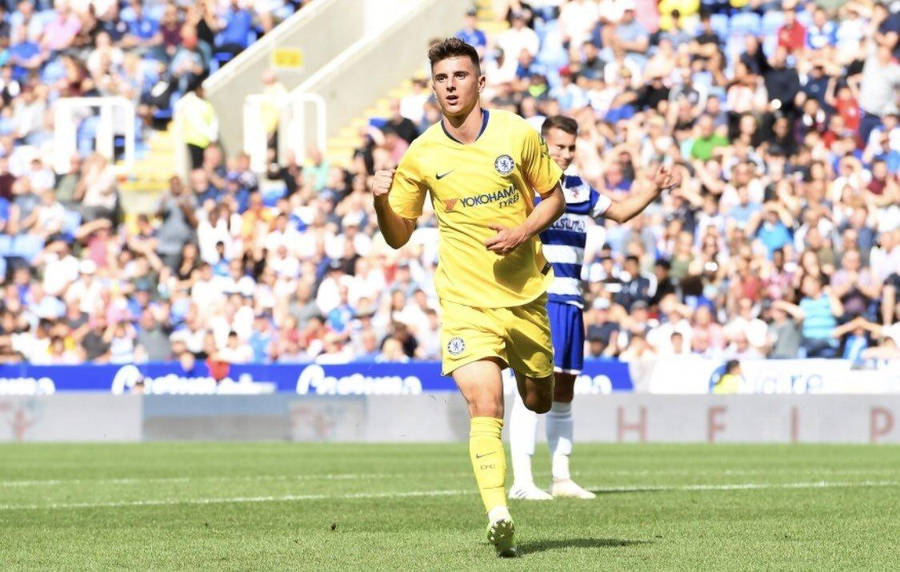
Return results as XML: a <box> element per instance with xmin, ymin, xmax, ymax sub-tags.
<box><xmin>204</xmin><ymin>0</ymin><xmax>367</xmax><ymax>154</ymax></box>
<box><xmin>293</xmin><ymin>0</ymin><xmax>470</xmax><ymax>142</ymax></box>
<box><xmin>2</xmin><ymin>393</ymin><xmax>897</xmax><ymax>444</ymax></box>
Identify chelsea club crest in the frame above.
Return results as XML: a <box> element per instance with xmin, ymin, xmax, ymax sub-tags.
<box><xmin>447</xmin><ymin>336</ymin><xmax>466</xmax><ymax>356</ymax></box>
<box><xmin>494</xmin><ymin>154</ymin><xmax>515</xmax><ymax>176</ymax></box>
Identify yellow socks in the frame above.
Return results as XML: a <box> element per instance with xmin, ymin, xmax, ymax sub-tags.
<box><xmin>469</xmin><ymin>416</ymin><xmax>507</xmax><ymax>514</ymax></box>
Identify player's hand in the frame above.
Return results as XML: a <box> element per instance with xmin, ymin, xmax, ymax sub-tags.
<box><xmin>653</xmin><ymin>165</ymin><xmax>681</xmax><ymax>193</ymax></box>
<box><xmin>369</xmin><ymin>169</ymin><xmax>395</xmax><ymax>198</ymax></box>
<box><xmin>485</xmin><ymin>224</ymin><xmax>527</xmax><ymax>255</ymax></box>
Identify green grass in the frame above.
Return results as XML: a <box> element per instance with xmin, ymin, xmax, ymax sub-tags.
<box><xmin>0</xmin><ymin>443</ymin><xmax>898</xmax><ymax>570</ymax></box>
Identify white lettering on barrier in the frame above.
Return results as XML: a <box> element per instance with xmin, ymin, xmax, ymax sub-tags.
<box><xmin>573</xmin><ymin>374</ymin><xmax>613</xmax><ymax>395</ymax></box>
<box><xmin>110</xmin><ymin>365</ymin><xmax>275</xmax><ymax>395</ymax></box>
<box><xmin>0</xmin><ymin>377</ymin><xmax>56</xmax><ymax>395</ymax></box>
<box><xmin>295</xmin><ymin>365</ymin><xmax>422</xmax><ymax>395</ymax></box>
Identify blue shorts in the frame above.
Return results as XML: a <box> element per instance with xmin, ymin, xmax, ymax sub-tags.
<box><xmin>547</xmin><ymin>301</ymin><xmax>584</xmax><ymax>374</ymax></box>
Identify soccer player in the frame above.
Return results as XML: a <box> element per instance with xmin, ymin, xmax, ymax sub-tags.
<box><xmin>508</xmin><ymin>115</ymin><xmax>680</xmax><ymax>500</ymax></box>
<box><xmin>370</xmin><ymin>38</ymin><xmax>566</xmax><ymax>557</ymax></box>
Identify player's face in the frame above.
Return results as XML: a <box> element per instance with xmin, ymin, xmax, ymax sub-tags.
<box><xmin>544</xmin><ymin>127</ymin><xmax>576</xmax><ymax>171</ymax></box>
<box><xmin>431</xmin><ymin>56</ymin><xmax>484</xmax><ymax>120</ymax></box>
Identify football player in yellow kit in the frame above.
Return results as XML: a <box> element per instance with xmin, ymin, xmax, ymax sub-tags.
<box><xmin>370</xmin><ymin>38</ymin><xmax>565</xmax><ymax>557</ymax></box>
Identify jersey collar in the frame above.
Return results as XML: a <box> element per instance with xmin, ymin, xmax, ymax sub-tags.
<box><xmin>441</xmin><ymin>108</ymin><xmax>489</xmax><ymax>144</ymax></box>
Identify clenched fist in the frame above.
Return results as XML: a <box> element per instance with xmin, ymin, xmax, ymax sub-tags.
<box><xmin>369</xmin><ymin>169</ymin><xmax>395</xmax><ymax>198</ymax></box>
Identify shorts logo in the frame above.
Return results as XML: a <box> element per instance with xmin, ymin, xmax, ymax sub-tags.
<box><xmin>494</xmin><ymin>154</ymin><xmax>515</xmax><ymax>176</ymax></box>
<box><xmin>447</xmin><ymin>336</ymin><xmax>466</xmax><ymax>356</ymax></box>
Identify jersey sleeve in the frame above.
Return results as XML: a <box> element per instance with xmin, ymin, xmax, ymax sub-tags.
<box><xmin>590</xmin><ymin>189</ymin><xmax>612</xmax><ymax>219</ymax></box>
<box><xmin>520</xmin><ymin>126</ymin><xmax>563</xmax><ymax>196</ymax></box>
<box><xmin>388</xmin><ymin>151</ymin><xmax>427</xmax><ymax>220</ymax></box>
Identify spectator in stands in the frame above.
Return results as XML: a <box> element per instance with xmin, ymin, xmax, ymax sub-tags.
<box><xmin>315</xmin><ymin>331</ymin><xmax>352</xmax><ymax>364</ymax></box>
<box><xmin>155</xmin><ymin>175</ymin><xmax>198</xmax><ymax>270</ymax></box>
<box><xmin>456</xmin><ymin>8</ymin><xmax>487</xmax><ymax>58</ymax></box>
<box><xmin>217</xmin><ymin>330</ymin><xmax>252</xmax><ymax>363</ymax></box>
<box><xmin>176</xmin><ymin>83</ymin><xmax>217</xmax><ymax>169</ymax></box>
<box><xmin>136</xmin><ymin>309</ymin><xmax>172</xmax><ymax>362</ymax></box>
<box><xmin>216</xmin><ymin>0</ymin><xmax>254</xmax><ymax>59</ymax></box>
<box><xmin>775</xmin><ymin>275</ymin><xmax>844</xmax><ymax>358</ymax></box>
<box><xmin>0</xmin><ymin>2</ymin><xmax>895</xmax><ymax>370</ymax></box>
<box><xmin>384</xmin><ymin>99</ymin><xmax>419</xmax><ymax>146</ymax></box>
<box><xmin>376</xmin><ymin>336</ymin><xmax>409</xmax><ymax>363</ymax></box>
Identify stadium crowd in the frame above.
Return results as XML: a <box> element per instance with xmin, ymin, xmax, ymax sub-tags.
<box><xmin>0</xmin><ymin>0</ymin><xmax>898</xmax><ymax>367</ymax></box>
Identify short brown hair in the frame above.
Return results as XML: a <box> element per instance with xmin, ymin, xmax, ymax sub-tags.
<box><xmin>428</xmin><ymin>37</ymin><xmax>480</xmax><ymax>75</ymax></box>
<box><xmin>541</xmin><ymin>115</ymin><xmax>578</xmax><ymax>137</ymax></box>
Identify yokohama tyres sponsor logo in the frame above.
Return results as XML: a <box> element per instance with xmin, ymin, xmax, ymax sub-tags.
<box><xmin>458</xmin><ymin>185</ymin><xmax>519</xmax><ymax>208</ymax></box>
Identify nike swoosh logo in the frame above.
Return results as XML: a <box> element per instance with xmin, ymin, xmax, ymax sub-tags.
<box><xmin>475</xmin><ymin>451</ymin><xmax>495</xmax><ymax>459</ymax></box>
<box><xmin>436</xmin><ymin>170</ymin><xmax>454</xmax><ymax>180</ymax></box>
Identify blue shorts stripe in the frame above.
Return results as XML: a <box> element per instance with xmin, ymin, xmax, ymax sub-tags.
<box><xmin>547</xmin><ymin>301</ymin><xmax>585</xmax><ymax>373</ymax></box>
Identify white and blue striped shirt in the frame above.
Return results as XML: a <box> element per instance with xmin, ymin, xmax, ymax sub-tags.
<box><xmin>539</xmin><ymin>169</ymin><xmax>611</xmax><ymax>308</ymax></box>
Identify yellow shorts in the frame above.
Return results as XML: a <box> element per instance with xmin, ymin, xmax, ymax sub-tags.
<box><xmin>440</xmin><ymin>293</ymin><xmax>554</xmax><ymax>378</ymax></box>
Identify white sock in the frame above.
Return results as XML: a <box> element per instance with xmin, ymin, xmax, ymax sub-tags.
<box><xmin>509</xmin><ymin>389</ymin><xmax>538</xmax><ymax>487</ymax></box>
<box><xmin>488</xmin><ymin>505</ymin><xmax>511</xmax><ymax>523</ymax></box>
<box><xmin>546</xmin><ymin>401</ymin><xmax>573</xmax><ymax>481</ymax></box>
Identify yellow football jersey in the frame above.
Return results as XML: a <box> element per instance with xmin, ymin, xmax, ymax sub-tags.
<box><xmin>389</xmin><ymin>109</ymin><xmax>563</xmax><ymax>308</ymax></box>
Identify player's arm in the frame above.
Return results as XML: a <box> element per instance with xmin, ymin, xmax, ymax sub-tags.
<box><xmin>603</xmin><ymin>166</ymin><xmax>681</xmax><ymax>224</ymax></box>
<box><xmin>372</xmin><ymin>169</ymin><xmax>417</xmax><ymax>248</ymax></box>
<box><xmin>486</xmin><ymin>182</ymin><xmax>564</xmax><ymax>255</ymax></box>
<box><xmin>486</xmin><ymin>125</ymin><xmax>566</xmax><ymax>254</ymax></box>
<box><xmin>372</xmin><ymin>153</ymin><xmax>427</xmax><ymax>248</ymax></box>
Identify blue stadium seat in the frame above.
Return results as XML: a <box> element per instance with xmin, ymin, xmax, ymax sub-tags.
<box><xmin>710</xmin><ymin>14</ymin><xmax>729</xmax><ymax>39</ymax></box>
<box><xmin>762</xmin><ymin>35</ymin><xmax>779</xmax><ymax>58</ymax></box>
<box><xmin>730</xmin><ymin>12</ymin><xmax>761</xmax><ymax>37</ymax></box>
<box><xmin>63</xmin><ymin>211</ymin><xmax>82</xmax><ymax>237</ymax></box>
<box><xmin>761</xmin><ymin>11</ymin><xmax>785</xmax><ymax>36</ymax></box>
<box><xmin>214</xmin><ymin>51</ymin><xmax>235</xmax><ymax>68</ymax></box>
<box><xmin>11</xmin><ymin>235</ymin><xmax>45</xmax><ymax>262</ymax></box>
<box><xmin>77</xmin><ymin>115</ymin><xmax>100</xmax><ymax>157</ymax></box>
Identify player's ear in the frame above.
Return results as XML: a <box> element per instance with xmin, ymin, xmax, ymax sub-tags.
<box><xmin>478</xmin><ymin>74</ymin><xmax>485</xmax><ymax>93</ymax></box>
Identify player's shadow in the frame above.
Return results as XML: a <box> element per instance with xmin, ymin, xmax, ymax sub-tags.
<box><xmin>518</xmin><ymin>538</ymin><xmax>650</xmax><ymax>555</ymax></box>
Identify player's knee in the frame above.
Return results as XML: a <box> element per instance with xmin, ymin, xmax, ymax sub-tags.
<box><xmin>524</xmin><ymin>393</ymin><xmax>552</xmax><ymax>414</ymax></box>
<box><xmin>468</xmin><ymin>398</ymin><xmax>503</xmax><ymax>419</ymax></box>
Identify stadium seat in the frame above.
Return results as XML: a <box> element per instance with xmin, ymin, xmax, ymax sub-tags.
<box><xmin>730</xmin><ymin>12</ymin><xmax>761</xmax><ymax>37</ymax></box>
<box><xmin>762</xmin><ymin>35</ymin><xmax>779</xmax><ymax>59</ymax></box>
<box><xmin>11</xmin><ymin>235</ymin><xmax>45</xmax><ymax>262</ymax></box>
<box><xmin>214</xmin><ymin>51</ymin><xmax>236</xmax><ymax>69</ymax></box>
<box><xmin>761</xmin><ymin>11</ymin><xmax>785</xmax><ymax>36</ymax></box>
<box><xmin>710</xmin><ymin>14</ymin><xmax>729</xmax><ymax>39</ymax></box>
<box><xmin>63</xmin><ymin>211</ymin><xmax>82</xmax><ymax>237</ymax></box>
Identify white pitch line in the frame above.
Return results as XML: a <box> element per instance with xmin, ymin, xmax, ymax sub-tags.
<box><xmin>0</xmin><ymin>489</ymin><xmax>472</xmax><ymax>511</ymax></box>
<box><xmin>0</xmin><ymin>472</ymin><xmax>447</xmax><ymax>488</ymax></box>
<box><xmin>0</xmin><ymin>481</ymin><xmax>897</xmax><ymax>511</ymax></box>
<box><xmin>3</xmin><ymin>468</ymin><xmax>897</xmax><ymax>488</ymax></box>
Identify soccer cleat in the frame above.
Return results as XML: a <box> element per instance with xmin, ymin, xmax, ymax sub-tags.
<box><xmin>508</xmin><ymin>483</ymin><xmax>553</xmax><ymax>501</ymax></box>
<box><xmin>486</xmin><ymin>510</ymin><xmax>518</xmax><ymax>557</ymax></box>
<box><xmin>551</xmin><ymin>479</ymin><xmax>597</xmax><ymax>499</ymax></box>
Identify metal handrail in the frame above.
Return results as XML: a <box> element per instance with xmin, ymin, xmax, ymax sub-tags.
<box><xmin>52</xmin><ymin>96</ymin><xmax>136</xmax><ymax>174</ymax></box>
<box><xmin>243</xmin><ymin>92</ymin><xmax>327</xmax><ymax>172</ymax></box>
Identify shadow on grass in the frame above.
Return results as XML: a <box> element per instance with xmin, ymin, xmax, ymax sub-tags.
<box><xmin>518</xmin><ymin>538</ymin><xmax>651</xmax><ymax>555</ymax></box>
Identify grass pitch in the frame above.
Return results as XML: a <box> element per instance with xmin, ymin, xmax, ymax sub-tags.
<box><xmin>1</xmin><ymin>443</ymin><xmax>898</xmax><ymax>570</ymax></box>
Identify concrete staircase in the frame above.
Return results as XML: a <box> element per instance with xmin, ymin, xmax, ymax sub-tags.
<box><xmin>323</xmin><ymin>0</ymin><xmax>508</xmax><ymax>166</ymax></box>
<box><xmin>116</xmin><ymin>129</ymin><xmax>175</xmax><ymax>216</ymax></box>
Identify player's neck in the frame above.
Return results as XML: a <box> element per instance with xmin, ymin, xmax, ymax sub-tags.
<box><xmin>442</xmin><ymin>104</ymin><xmax>485</xmax><ymax>144</ymax></box>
